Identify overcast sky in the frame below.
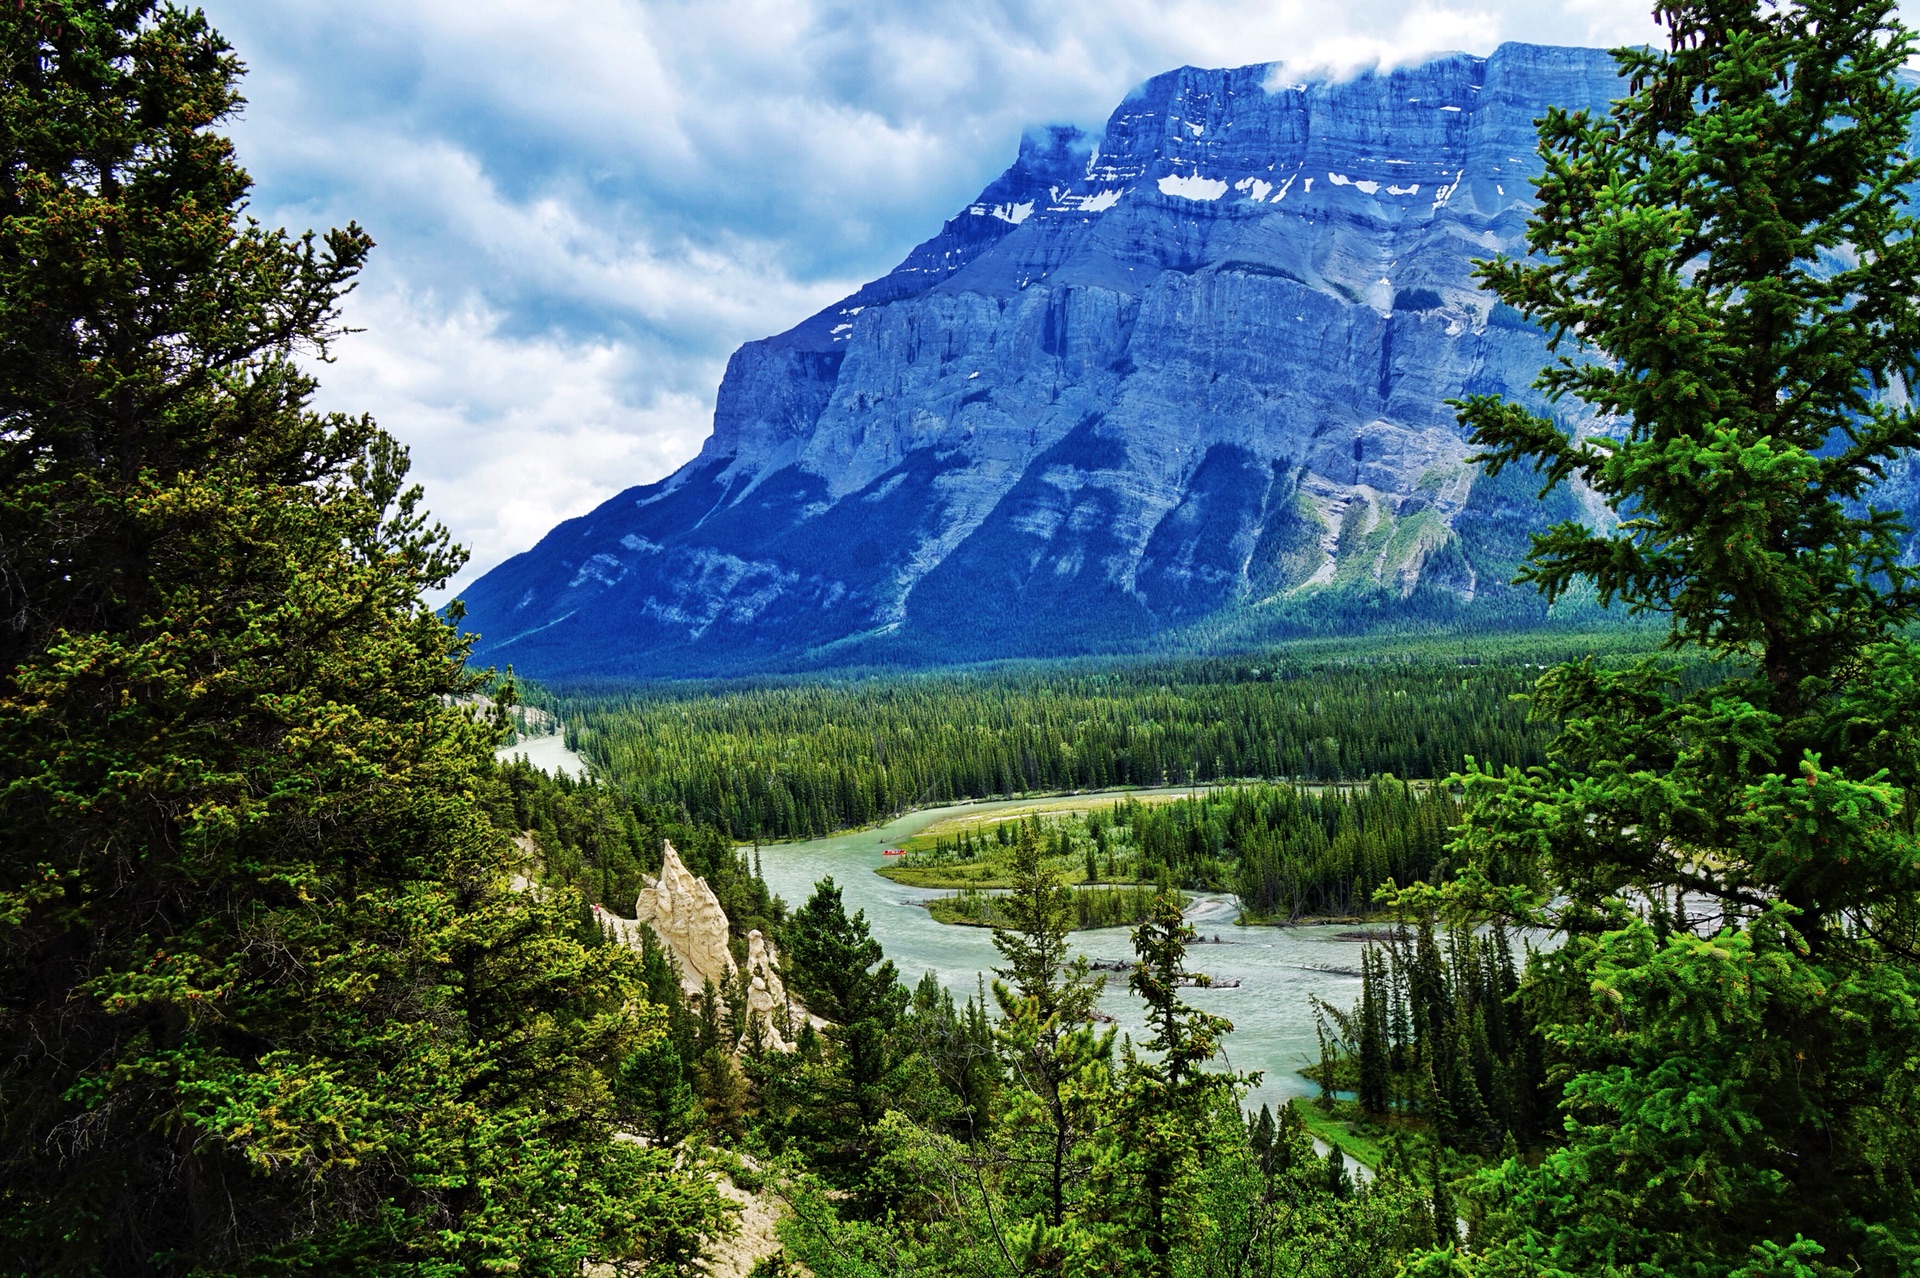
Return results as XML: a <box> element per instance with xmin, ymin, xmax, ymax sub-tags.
<box><xmin>198</xmin><ymin>0</ymin><xmax>1690</xmax><ymax>596</ymax></box>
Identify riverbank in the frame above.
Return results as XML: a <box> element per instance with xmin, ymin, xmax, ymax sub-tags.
<box><xmin>749</xmin><ymin>780</ymin><xmax>1262</xmax><ymax>849</ymax></box>
<box><xmin>925</xmin><ymin>884</ymin><xmax>1179</xmax><ymax>931</ymax></box>
<box><xmin>1289</xmin><ymin>1098</ymin><xmax>1386</xmax><ymax>1169</ymax></box>
<box><xmin>749</xmin><ymin>793</ymin><xmax>1380</xmax><ymax>1120</ymax></box>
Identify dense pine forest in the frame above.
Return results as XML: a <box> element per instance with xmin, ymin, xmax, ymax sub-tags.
<box><xmin>1107</xmin><ymin>782</ymin><xmax>1462</xmax><ymax>920</ymax></box>
<box><xmin>9</xmin><ymin>2</ymin><xmax>1920</xmax><ymax>1276</ymax></box>
<box><xmin>550</xmin><ymin>643</ymin><xmax>1646</xmax><ymax>838</ymax></box>
<box><xmin>1309</xmin><ymin>920</ymin><xmax>1552</xmax><ymax>1153</ymax></box>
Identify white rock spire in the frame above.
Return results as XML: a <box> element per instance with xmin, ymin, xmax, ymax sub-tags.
<box><xmin>592</xmin><ymin>840</ymin><xmax>811</xmax><ymax>1052</ymax></box>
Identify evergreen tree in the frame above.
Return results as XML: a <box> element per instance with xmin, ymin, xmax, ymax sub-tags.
<box><xmin>772</xmin><ymin>878</ymin><xmax>911</xmax><ymax>1191</ymax></box>
<box><xmin>1250</xmin><ymin>1103</ymin><xmax>1277</xmax><ymax>1177</ymax></box>
<box><xmin>1440</xmin><ymin>0</ymin><xmax>1920</xmax><ymax>1271</ymax></box>
<box><xmin>987</xmin><ymin>824</ymin><xmax>1112</xmax><ymax>1246</ymax></box>
<box><xmin>616</xmin><ymin>1037</ymin><xmax>703</xmax><ymax>1148</ymax></box>
<box><xmin>1357</xmin><ymin>948</ymin><xmax>1391</xmax><ymax>1116</ymax></box>
<box><xmin>992</xmin><ymin>825</ymin><xmax>1103</xmax><ymax>1025</ymax></box>
<box><xmin>1428</xmin><ymin>1146</ymin><xmax>1457</xmax><ymax>1251</ymax></box>
<box><xmin>0</xmin><ymin>4</ymin><xmax>725</xmax><ymax>1271</ymax></box>
<box><xmin>1322</xmin><ymin>1147</ymin><xmax>1351</xmax><ymax>1202</ymax></box>
<box><xmin>1094</xmin><ymin>890</ymin><xmax>1250</xmax><ymax>1278</ymax></box>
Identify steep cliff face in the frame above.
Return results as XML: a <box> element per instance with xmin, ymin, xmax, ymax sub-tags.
<box><xmin>462</xmin><ymin>45</ymin><xmax>1630</xmax><ymax>680</ymax></box>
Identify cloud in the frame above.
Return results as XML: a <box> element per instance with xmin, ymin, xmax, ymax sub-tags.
<box><xmin>314</xmin><ymin>290</ymin><xmax>711</xmax><ymax>585</ymax></box>
<box><xmin>194</xmin><ymin>0</ymin><xmax>1701</xmax><ymax>594</ymax></box>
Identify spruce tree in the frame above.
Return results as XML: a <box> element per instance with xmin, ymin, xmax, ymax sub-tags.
<box><xmin>0</xmin><ymin>4</ymin><xmax>725</xmax><ymax>1271</ymax></box>
<box><xmin>1428</xmin><ymin>1146</ymin><xmax>1457</xmax><ymax>1250</ymax></box>
<box><xmin>1250</xmin><ymin>1103</ymin><xmax>1277</xmax><ymax>1176</ymax></box>
<box><xmin>987</xmin><ymin>820</ymin><xmax>1111</xmax><ymax>1235</ymax></box>
<box><xmin>992</xmin><ymin>823</ymin><xmax>1102</xmax><ymax>1025</ymax></box>
<box><xmin>1357</xmin><ymin>947</ymin><xmax>1391</xmax><ymax>1116</ymax></box>
<box><xmin>1436</xmin><ymin>0</ymin><xmax>1920</xmax><ymax>1271</ymax></box>
<box><xmin>774</xmin><ymin>878</ymin><xmax>911</xmax><ymax>1189</ymax></box>
<box><xmin>1096</xmin><ymin>889</ymin><xmax>1248</xmax><ymax>1278</ymax></box>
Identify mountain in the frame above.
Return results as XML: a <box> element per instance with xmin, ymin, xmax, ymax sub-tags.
<box><xmin>460</xmin><ymin>43</ymin><xmax>1632</xmax><ymax>681</ymax></box>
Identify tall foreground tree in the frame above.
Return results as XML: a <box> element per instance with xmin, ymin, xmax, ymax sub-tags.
<box><xmin>1081</xmin><ymin>890</ymin><xmax>1248</xmax><ymax>1278</ymax></box>
<box><xmin>987</xmin><ymin>824</ymin><xmax>1111</xmax><ymax>1260</ymax></box>
<box><xmin>0</xmin><ymin>4</ymin><xmax>724</xmax><ymax>1272</ymax></box>
<box><xmin>1438</xmin><ymin>0</ymin><xmax>1920</xmax><ymax>1272</ymax></box>
<box><xmin>769</xmin><ymin>878</ymin><xmax>915</xmax><ymax>1197</ymax></box>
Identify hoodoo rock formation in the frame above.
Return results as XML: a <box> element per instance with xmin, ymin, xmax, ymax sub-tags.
<box><xmin>593</xmin><ymin>842</ymin><xmax>810</xmax><ymax>1051</ymax></box>
<box><xmin>741</xmin><ymin>928</ymin><xmax>799</xmax><ymax>1053</ymax></box>
<box><xmin>633</xmin><ymin>843</ymin><xmax>735</xmax><ymax>998</ymax></box>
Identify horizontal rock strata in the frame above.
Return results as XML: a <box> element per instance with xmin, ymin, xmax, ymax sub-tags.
<box><xmin>461</xmin><ymin>44</ymin><xmax>1920</xmax><ymax>679</ymax></box>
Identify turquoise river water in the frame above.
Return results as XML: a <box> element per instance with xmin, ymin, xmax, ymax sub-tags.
<box><xmin>754</xmin><ymin>788</ymin><xmax>1376</xmax><ymax>1119</ymax></box>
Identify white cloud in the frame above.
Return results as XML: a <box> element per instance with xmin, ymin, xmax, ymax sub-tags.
<box><xmin>311</xmin><ymin>261</ymin><xmax>847</xmax><ymax>596</ymax></box>
<box><xmin>197</xmin><ymin>0</ymin><xmax>1852</xmax><ymax>594</ymax></box>
<box><xmin>312</xmin><ymin>292</ymin><xmax>697</xmax><ymax>593</ymax></box>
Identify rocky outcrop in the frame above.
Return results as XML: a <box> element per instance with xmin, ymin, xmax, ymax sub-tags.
<box><xmin>463</xmin><ymin>44</ymin><xmax>1709</xmax><ymax>680</ymax></box>
<box><xmin>704</xmin><ymin>1161</ymin><xmax>786</xmax><ymax>1278</ymax></box>
<box><xmin>741</xmin><ymin>928</ymin><xmax>805</xmax><ymax>1052</ymax></box>
<box><xmin>593</xmin><ymin>842</ymin><xmax>810</xmax><ymax>1051</ymax></box>
<box><xmin>507</xmin><ymin>832</ymin><xmax>541</xmax><ymax>895</ymax></box>
<box><xmin>635</xmin><ymin>842</ymin><xmax>737</xmax><ymax>998</ymax></box>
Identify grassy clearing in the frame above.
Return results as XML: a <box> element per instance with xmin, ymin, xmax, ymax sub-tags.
<box><xmin>879</xmin><ymin>858</ymin><xmax>1025</xmax><ymax>889</ymax></box>
<box><xmin>898</xmin><ymin>787</ymin><xmax>1237</xmax><ymax>851</ymax></box>
<box><xmin>925</xmin><ymin>884</ymin><xmax>1176</xmax><ymax>931</ymax></box>
<box><xmin>1288</xmin><ymin>1098</ymin><xmax>1386</xmax><ymax>1168</ymax></box>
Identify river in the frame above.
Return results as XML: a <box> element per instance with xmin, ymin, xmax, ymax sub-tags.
<box><xmin>754</xmin><ymin>787</ymin><xmax>1373</xmax><ymax>1119</ymax></box>
<box><xmin>496</xmin><ymin>729</ymin><xmax>591</xmax><ymax>779</ymax></box>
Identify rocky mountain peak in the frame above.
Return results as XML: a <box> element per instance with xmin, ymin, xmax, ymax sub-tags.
<box><xmin>459</xmin><ymin>44</ymin><xmax>1637</xmax><ymax>679</ymax></box>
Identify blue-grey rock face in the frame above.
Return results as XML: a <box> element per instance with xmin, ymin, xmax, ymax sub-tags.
<box><xmin>463</xmin><ymin>44</ymin><xmax>1629</xmax><ymax>680</ymax></box>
